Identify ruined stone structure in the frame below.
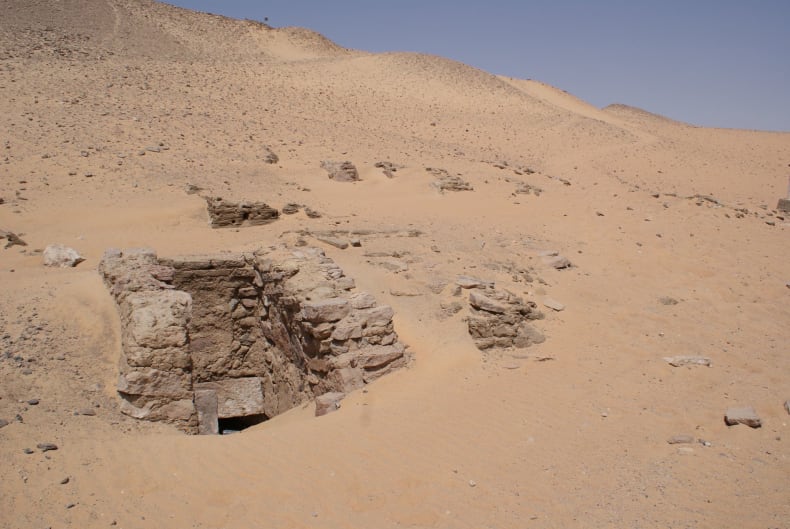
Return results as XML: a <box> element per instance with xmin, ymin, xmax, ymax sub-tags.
<box><xmin>205</xmin><ymin>197</ymin><xmax>280</xmax><ymax>228</ymax></box>
<box><xmin>466</xmin><ymin>287</ymin><xmax>545</xmax><ymax>350</ymax></box>
<box><xmin>99</xmin><ymin>246</ymin><xmax>409</xmax><ymax>434</ymax></box>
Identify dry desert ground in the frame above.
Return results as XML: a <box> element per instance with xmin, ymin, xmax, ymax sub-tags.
<box><xmin>1</xmin><ymin>1</ymin><xmax>789</xmax><ymax>528</ymax></box>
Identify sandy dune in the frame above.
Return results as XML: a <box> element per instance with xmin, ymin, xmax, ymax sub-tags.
<box><xmin>1</xmin><ymin>1</ymin><xmax>788</xmax><ymax>528</ymax></box>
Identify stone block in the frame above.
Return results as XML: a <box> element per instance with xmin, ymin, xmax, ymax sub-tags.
<box><xmin>117</xmin><ymin>368</ymin><xmax>192</xmax><ymax>398</ymax></box>
<box><xmin>195</xmin><ymin>377</ymin><xmax>264</xmax><ymax>418</ymax></box>
<box><xmin>315</xmin><ymin>392</ymin><xmax>345</xmax><ymax>416</ymax></box>
<box><xmin>301</xmin><ymin>298</ymin><xmax>350</xmax><ymax>323</ymax></box>
<box><xmin>194</xmin><ymin>389</ymin><xmax>219</xmax><ymax>435</ymax></box>
<box><xmin>724</xmin><ymin>406</ymin><xmax>761</xmax><ymax>428</ymax></box>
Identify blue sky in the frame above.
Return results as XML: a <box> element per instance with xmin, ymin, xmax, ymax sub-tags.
<box><xmin>165</xmin><ymin>1</ymin><xmax>790</xmax><ymax>131</ymax></box>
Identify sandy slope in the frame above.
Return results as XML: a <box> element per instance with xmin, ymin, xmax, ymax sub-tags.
<box><xmin>1</xmin><ymin>1</ymin><xmax>788</xmax><ymax>528</ymax></box>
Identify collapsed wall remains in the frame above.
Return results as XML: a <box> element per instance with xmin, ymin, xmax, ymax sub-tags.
<box><xmin>99</xmin><ymin>246</ymin><xmax>410</xmax><ymax>434</ymax></box>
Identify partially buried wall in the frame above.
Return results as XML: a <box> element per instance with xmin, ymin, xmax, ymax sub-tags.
<box><xmin>99</xmin><ymin>245</ymin><xmax>410</xmax><ymax>434</ymax></box>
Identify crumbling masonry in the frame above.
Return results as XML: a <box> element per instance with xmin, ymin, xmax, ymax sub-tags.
<box><xmin>99</xmin><ymin>246</ymin><xmax>410</xmax><ymax>434</ymax></box>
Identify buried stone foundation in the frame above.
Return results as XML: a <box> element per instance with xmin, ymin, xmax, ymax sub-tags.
<box><xmin>99</xmin><ymin>246</ymin><xmax>410</xmax><ymax>434</ymax></box>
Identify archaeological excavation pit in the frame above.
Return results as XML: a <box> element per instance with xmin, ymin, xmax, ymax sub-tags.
<box><xmin>99</xmin><ymin>245</ymin><xmax>410</xmax><ymax>434</ymax></box>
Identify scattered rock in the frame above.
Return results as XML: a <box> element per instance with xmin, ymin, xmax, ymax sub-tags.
<box><xmin>664</xmin><ymin>356</ymin><xmax>711</xmax><ymax>367</ymax></box>
<box><xmin>374</xmin><ymin>161</ymin><xmax>403</xmax><ymax>178</ymax></box>
<box><xmin>281</xmin><ymin>203</ymin><xmax>301</xmax><ymax>215</ymax></box>
<box><xmin>23</xmin><ymin>448</ymin><xmax>34</xmax><ymax>454</ymax></box>
<box><xmin>37</xmin><ymin>443</ymin><xmax>58</xmax><ymax>452</ymax></box>
<box><xmin>185</xmin><ymin>183</ymin><xmax>203</xmax><ymax>195</ymax></box>
<box><xmin>776</xmin><ymin>198</ymin><xmax>790</xmax><ymax>213</ymax></box>
<box><xmin>784</xmin><ymin>400</ymin><xmax>790</xmax><ymax>415</ymax></box>
<box><xmin>262</xmin><ymin>145</ymin><xmax>279</xmax><ymax>164</ymax></box>
<box><xmin>314</xmin><ymin>235</ymin><xmax>349</xmax><ymax>250</ymax></box>
<box><xmin>456</xmin><ymin>275</ymin><xmax>494</xmax><ymax>289</ymax></box>
<box><xmin>321</xmin><ymin>160</ymin><xmax>359</xmax><ymax>182</ymax></box>
<box><xmin>724</xmin><ymin>406</ymin><xmax>761</xmax><ymax>428</ymax></box>
<box><xmin>514</xmin><ymin>182</ymin><xmax>542</xmax><ymax>196</ymax></box>
<box><xmin>431</xmin><ymin>174</ymin><xmax>473</xmax><ymax>193</ymax></box>
<box><xmin>1</xmin><ymin>230</ymin><xmax>28</xmax><ymax>248</ymax></box>
<box><xmin>542</xmin><ymin>297</ymin><xmax>565</xmax><ymax>311</ymax></box>
<box><xmin>667</xmin><ymin>434</ymin><xmax>695</xmax><ymax>444</ymax></box>
<box><xmin>205</xmin><ymin>197</ymin><xmax>279</xmax><ymax>228</ymax></box>
<box><xmin>315</xmin><ymin>392</ymin><xmax>345</xmax><ymax>417</ymax></box>
<box><xmin>304</xmin><ymin>207</ymin><xmax>322</xmax><ymax>218</ymax></box>
<box><xmin>0</xmin><ymin>418</ymin><xmax>8</xmax><ymax>429</ymax></box>
<box><xmin>60</xmin><ymin>477</ymin><xmax>70</xmax><ymax>485</ymax></box>
<box><xmin>468</xmin><ymin>480</ymin><xmax>477</xmax><ymax>487</ymax></box>
<box><xmin>390</xmin><ymin>287</ymin><xmax>422</xmax><ymax>297</ymax></box>
<box><xmin>541</xmin><ymin>254</ymin><xmax>571</xmax><ymax>270</ymax></box>
<box><xmin>659</xmin><ymin>296</ymin><xmax>679</xmax><ymax>305</ymax></box>
<box><xmin>75</xmin><ymin>408</ymin><xmax>96</xmax><ymax>416</ymax></box>
<box><xmin>26</xmin><ymin>398</ymin><xmax>39</xmax><ymax>405</ymax></box>
<box><xmin>43</xmin><ymin>244</ymin><xmax>84</xmax><ymax>267</ymax></box>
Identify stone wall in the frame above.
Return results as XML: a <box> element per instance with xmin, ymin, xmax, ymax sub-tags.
<box><xmin>99</xmin><ymin>246</ymin><xmax>410</xmax><ymax>434</ymax></box>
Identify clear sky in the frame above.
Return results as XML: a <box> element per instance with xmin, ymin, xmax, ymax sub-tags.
<box><xmin>164</xmin><ymin>1</ymin><xmax>790</xmax><ymax>132</ymax></box>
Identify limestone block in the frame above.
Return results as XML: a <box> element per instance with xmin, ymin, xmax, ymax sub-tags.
<box><xmin>469</xmin><ymin>290</ymin><xmax>509</xmax><ymax>314</ymax></box>
<box><xmin>357</xmin><ymin>305</ymin><xmax>394</xmax><ymax>327</ymax></box>
<box><xmin>349</xmin><ymin>291</ymin><xmax>377</xmax><ymax>309</ymax></box>
<box><xmin>300</xmin><ymin>298</ymin><xmax>350</xmax><ymax>323</ymax></box>
<box><xmin>194</xmin><ymin>377</ymin><xmax>265</xmax><ymax>418</ymax></box>
<box><xmin>724</xmin><ymin>406</ymin><xmax>762</xmax><ymax>428</ymax></box>
<box><xmin>125</xmin><ymin>290</ymin><xmax>192</xmax><ymax>349</ymax></box>
<box><xmin>194</xmin><ymin>389</ymin><xmax>219</xmax><ymax>435</ymax></box>
<box><xmin>117</xmin><ymin>368</ymin><xmax>192</xmax><ymax>398</ymax></box>
<box><xmin>315</xmin><ymin>392</ymin><xmax>345</xmax><ymax>416</ymax></box>
<box><xmin>43</xmin><ymin>244</ymin><xmax>85</xmax><ymax>268</ymax></box>
<box><xmin>357</xmin><ymin>344</ymin><xmax>405</xmax><ymax>369</ymax></box>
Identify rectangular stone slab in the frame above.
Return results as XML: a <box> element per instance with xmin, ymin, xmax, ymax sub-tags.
<box><xmin>195</xmin><ymin>377</ymin><xmax>264</xmax><ymax>418</ymax></box>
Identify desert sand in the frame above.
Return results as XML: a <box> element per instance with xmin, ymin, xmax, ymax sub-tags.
<box><xmin>1</xmin><ymin>1</ymin><xmax>789</xmax><ymax>528</ymax></box>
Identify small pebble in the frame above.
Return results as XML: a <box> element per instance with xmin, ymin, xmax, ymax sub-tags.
<box><xmin>0</xmin><ymin>418</ymin><xmax>8</xmax><ymax>428</ymax></box>
<box><xmin>667</xmin><ymin>434</ymin><xmax>694</xmax><ymax>445</ymax></box>
<box><xmin>37</xmin><ymin>443</ymin><xmax>58</xmax><ymax>452</ymax></box>
<box><xmin>468</xmin><ymin>480</ymin><xmax>477</xmax><ymax>488</ymax></box>
<box><xmin>27</xmin><ymin>398</ymin><xmax>39</xmax><ymax>405</ymax></box>
<box><xmin>60</xmin><ymin>477</ymin><xmax>70</xmax><ymax>485</ymax></box>
<box><xmin>23</xmin><ymin>448</ymin><xmax>34</xmax><ymax>454</ymax></box>
<box><xmin>66</xmin><ymin>503</ymin><xmax>76</xmax><ymax>509</ymax></box>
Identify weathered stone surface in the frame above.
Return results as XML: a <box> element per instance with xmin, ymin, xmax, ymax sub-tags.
<box><xmin>315</xmin><ymin>392</ymin><xmax>345</xmax><ymax>416</ymax></box>
<box><xmin>724</xmin><ymin>406</ymin><xmax>761</xmax><ymax>428</ymax></box>
<box><xmin>467</xmin><ymin>287</ymin><xmax>544</xmax><ymax>350</ymax></box>
<box><xmin>664</xmin><ymin>356</ymin><xmax>711</xmax><ymax>367</ymax></box>
<box><xmin>777</xmin><ymin>198</ymin><xmax>790</xmax><ymax>213</ymax></box>
<box><xmin>117</xmin><ymin>368</ymin><xmax>191</xmax><ymax>398</ymax></box>
<box><xmin>314</xmin><ymin>235</ymin><xmax>349</xmax><ymax>249</ymax></box>
<box><xmin>469</xmin><ymin>290</ymin><xmax>509</xmax><ymax>314</ymax></box>
<box><xmin>194</xmin><ymin>389</ymin><xmax>219</xmax><ymax>435</ymax></box>
<box><xmin>125</xmin><ymin>290</ymin><xmax>191</xmax><ymax>351</ymax></box>
<box><xmin>301</xmin><ymin>298</ymin><xmax>350</xmax><ymax>323</ymax></box>
<box><xmin>194</xmin><ymin>378</ymin><xmax>264</xmax><ymax>418</ymax></box>
<box><xmin>205</xmin><ymin>197</ymin><xmax>279</xmax><ymax>228</ymax></box>
<box><xmin>43</xmin><ymin>244</ymin><xmax>84</xmax><ymax>267</ymax></box>
<box><xmin>321</xmin><ymin>160</ymin><xmax>359</xmax><ymax>182</ymax></box>
<box><xmin>456</xmin><ymin>275</ymin><xmax>494</xmax><ymax>289</ymax></box>
<box><xmin>357</xmin><ymin>344</ymin><xmax>405</xmax><ymax>369</ymax></box>
<box><xmin>543</xmin><ymin>297</ymin><xmax>565</xmax><ymax>311</ymax></box>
